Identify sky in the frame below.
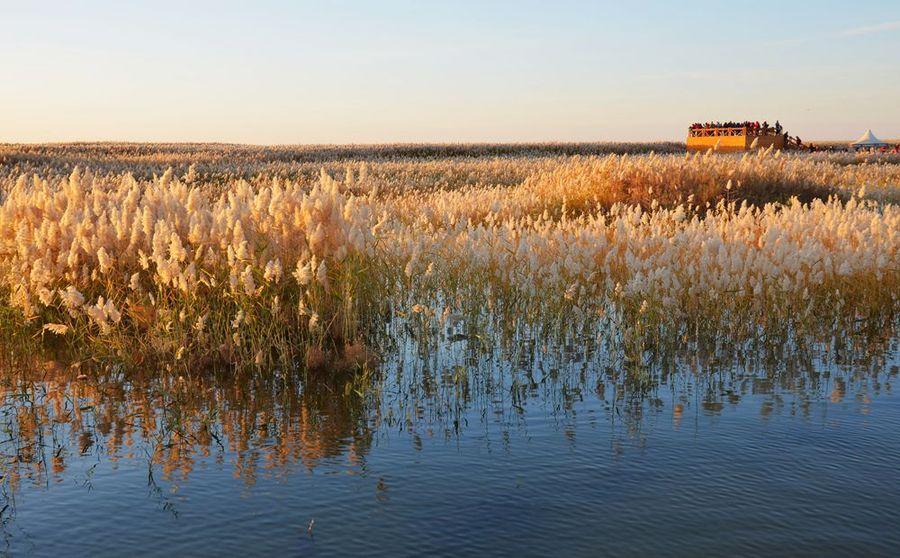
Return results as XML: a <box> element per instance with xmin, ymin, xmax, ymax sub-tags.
<box><xmin>1</xmin><ymin>0</ymin><xmax>899</xmax><ymax>143</ymax></box>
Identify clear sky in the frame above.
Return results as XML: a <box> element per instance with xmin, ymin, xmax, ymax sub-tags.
<box><xmin>2</xmin><ymin>0</ymin><xmax>898</xmax><ymax>143</ymax></box>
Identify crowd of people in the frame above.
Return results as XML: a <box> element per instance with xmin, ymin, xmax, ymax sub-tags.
<box><xmin>689</xmin><ymin>119</ymin><xmax>807</xmax><ymax>147</ymax></box>
<box><xmin>689</xmin><ymin>120</ymin><xmax>784</xmax><ymax>135</ymax></box>
<box><xmin>806</xmin><ymin>143</ymin><xmax>899</xmax><ymax>153</ymax></box>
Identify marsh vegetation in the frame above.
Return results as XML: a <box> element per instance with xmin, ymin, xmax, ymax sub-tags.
<box><xmin>0</xmin><ymin>142</ymin><xmax>897</xmax><ymax>555</ymax></box>
<box><xmin>0</xmin><ymin>143</ymin><xmax>896</xmax><ymax>371</ymax></box>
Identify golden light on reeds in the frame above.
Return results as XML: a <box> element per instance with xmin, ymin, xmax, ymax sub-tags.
<box><xmin>0</xmin><ymin>144</ymin><xmax>897</xmax><ymax>368</ymax></box>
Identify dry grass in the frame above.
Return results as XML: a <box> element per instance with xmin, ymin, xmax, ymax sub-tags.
<box><xmin>0</xmin><ymin>144</ymin><xmax>897</xmax><ymax>370</ymax></box>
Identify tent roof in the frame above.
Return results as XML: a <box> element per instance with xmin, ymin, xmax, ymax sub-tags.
<box><xmin>850</xmin><ymin>129</ymin><xmax>888</xmax><ymax>146</ymax></box>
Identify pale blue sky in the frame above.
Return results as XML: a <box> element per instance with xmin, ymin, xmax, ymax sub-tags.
<box><xmin>2</xmin><ymin>0</ymin><xmax>898</xmax><ymax>143</ymax></box>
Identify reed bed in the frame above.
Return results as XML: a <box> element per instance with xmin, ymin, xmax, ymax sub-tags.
<box><xmin>0</xmin><ymin>142</ymin><xmax>682</xmax><ymax>186</ymax></box>
<box><xmin>0</xmin><ymin>145</ymin><xmax>897</xmax><ymax>370</ymax></box>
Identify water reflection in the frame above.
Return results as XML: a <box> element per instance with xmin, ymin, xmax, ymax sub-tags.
<box><xmin>3</xmin><ymin>332</ymin><xmax>895</xmax><ymax>492</ymax></box>
<box><xmin>0</xmin><ymin>331</ymin><xmax>897</xmax><ymax>554</ymax></box>
<box><xmin>0</xmin><ymin>365</ymin><xmax>376</xmax><ymax>496</ymax></box>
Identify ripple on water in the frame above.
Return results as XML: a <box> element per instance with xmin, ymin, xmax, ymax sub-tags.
<box><xmin>1</xmin><ymin>341</ymin><xmax>899</xmax><ymax>557</ymax></box>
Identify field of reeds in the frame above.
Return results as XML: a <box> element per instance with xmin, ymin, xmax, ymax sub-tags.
<box><xmin>0</xmin><ymin>143</ymin><xmax>897</xmax><ymax>371</ymax></box>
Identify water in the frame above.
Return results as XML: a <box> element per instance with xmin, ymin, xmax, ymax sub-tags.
<box><xmin>1</xmin><ymin>336</ymin><xmax>899</xmax><ymax>557</ymax></box>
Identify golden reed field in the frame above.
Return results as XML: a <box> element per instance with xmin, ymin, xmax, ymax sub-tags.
<box><xmin>0</xmin><ymin>143</ymin><xmax>897</xmax><ymax>371</ymax></box>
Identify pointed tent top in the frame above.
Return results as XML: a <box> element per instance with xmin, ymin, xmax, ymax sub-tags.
<box><xmin>851</xmin><ymin>129</ymin><xmax>888</xmax><ymax>146</ymax></box>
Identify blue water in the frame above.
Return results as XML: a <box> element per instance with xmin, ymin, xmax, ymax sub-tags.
<box><xmin>1</xmin><ymin>340</ymin><xmax>898</xmax><ymax>556</ymax></box>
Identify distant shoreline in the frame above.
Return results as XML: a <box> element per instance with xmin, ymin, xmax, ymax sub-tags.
<box><xmin>2</xmin><ymin>139</ymin><xmax>895</xmax><ymax>150</ymax></box>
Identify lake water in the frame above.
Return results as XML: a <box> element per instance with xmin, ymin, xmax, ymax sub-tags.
<box><xmin>1</xmin><ymin>335</ymin><xmax>898</xmax><ymax>557</ymax></box>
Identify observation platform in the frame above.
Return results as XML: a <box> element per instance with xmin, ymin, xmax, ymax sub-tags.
<box><xmin>686</xmin><ymin>127</ymin><xmax>787</xmax><ymax>152</ymax></box>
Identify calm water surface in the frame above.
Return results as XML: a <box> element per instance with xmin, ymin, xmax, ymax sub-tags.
<box><xmin>1</xmin><ymin>337</ymin><xmax>898</xmax><ymax>557</ymax></box>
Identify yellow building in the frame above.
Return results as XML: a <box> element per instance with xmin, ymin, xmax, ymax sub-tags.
<box><xmin>687</xmin><ymin>126</ymin><xmax>786</xmax><ymax>152</ymax></box>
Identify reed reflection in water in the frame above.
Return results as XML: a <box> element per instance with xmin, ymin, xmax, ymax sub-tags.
<box><xmin>0</xmin><ymin>331</ymin><xmax>898</xmax><ymax>556</ymax></box>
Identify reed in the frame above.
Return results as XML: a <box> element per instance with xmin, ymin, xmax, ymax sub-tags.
<box><xmin>0</xmin><ymin>146</ymin><xmax>896</xmax><ymax>369</ymax></box>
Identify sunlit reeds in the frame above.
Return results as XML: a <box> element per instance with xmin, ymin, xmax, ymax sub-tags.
<box><xmin>0</xmin><ymin>145</ymin><xmax>897</xmax><ymax>368</ymax></box>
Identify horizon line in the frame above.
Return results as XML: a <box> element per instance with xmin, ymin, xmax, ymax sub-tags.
<box><xmin>3</xmin><ymin>137</ymin><xmax>892</xmax><ymax>147</ymax></box>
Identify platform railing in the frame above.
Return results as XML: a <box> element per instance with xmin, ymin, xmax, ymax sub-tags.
<box><xmin>688</xmin><ymin>127</ymin><xmax>781</xmax><ymax>138</ymax></box>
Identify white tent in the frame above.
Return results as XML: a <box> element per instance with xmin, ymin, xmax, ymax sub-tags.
<box><xmin>850</xmin><ymin>129</ymin><xmax>889</xmax><ymax>150</ymax></box>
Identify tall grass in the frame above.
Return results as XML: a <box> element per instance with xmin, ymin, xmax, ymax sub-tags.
<box><xmin>0</xmin><ymin>146</ymin><xmax>897</xmax><ymax>369</ymax></box>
